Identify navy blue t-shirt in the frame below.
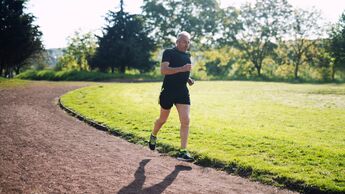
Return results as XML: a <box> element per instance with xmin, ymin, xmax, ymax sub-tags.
<box><xmin>161</xmin><ymin>47</ymin><xmax>191</xmax><ymax>89</ymax></box>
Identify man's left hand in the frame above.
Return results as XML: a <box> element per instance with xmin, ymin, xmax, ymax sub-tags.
<box><xmin>188</xmin><ymin>78</ymin><xmax>195</xmax><ymax>86</ymax></box>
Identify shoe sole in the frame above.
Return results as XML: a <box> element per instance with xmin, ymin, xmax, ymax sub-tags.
<box><xmin>177</xmin><ymin>157</ymin><xmax>194</xmax><ymax>162</ymax></box>
<box><xmin>148</xmin><ymin>143</ymin><xmax>155</xmax><ymax>151</ymax></box>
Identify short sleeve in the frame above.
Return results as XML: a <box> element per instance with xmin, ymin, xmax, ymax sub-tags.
<box><xmin>161</xmin><ymin>49</ymin><xmax>171</xmax><ymax>63</ymax></box>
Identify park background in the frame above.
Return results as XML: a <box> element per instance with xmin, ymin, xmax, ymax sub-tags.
<box><xmin>1</xmin><ymin>0</ymin><xmax>345</xmax><ymax>193</ymax></box>
<box><xmin>1</xmin><ymin>0</ymin><xmax>345</xmax><ymax>82</ymax></box>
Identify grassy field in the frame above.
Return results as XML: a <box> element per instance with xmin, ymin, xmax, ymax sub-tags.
<box><xmin>60</xmin><ymin>81</ymin><xmax>345</xmax><ymax>193</ymax></box>
<box><xmin>0</xmin><ymin>77</ymin><xmax>28</xmax><ymax>88</ymax></box>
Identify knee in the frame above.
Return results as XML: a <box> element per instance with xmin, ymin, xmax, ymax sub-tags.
<box><xmin>156</xmin><ymin>118</ymin><xmax>167</xmax><ymax>125</ymax></box>
<box><xmin>180</xmin><ymin>117</ymin><xmax>190</xmax><ymax>127</ymax></box>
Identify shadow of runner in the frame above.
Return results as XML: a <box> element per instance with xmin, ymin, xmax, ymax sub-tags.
<box><xmin>118</xmin><ymin>159</ymin><xmax>192</xmax><ymax>194</ymax></box>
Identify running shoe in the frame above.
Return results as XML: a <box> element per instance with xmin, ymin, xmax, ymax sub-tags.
<box><xmin>177</xmin><ymin>149</ymin><xmax>194</xmax><ymax>162</ymax></box>
<box><xmin>148</xmin><ymin>133</ymin><xmax>157</xmax><ymax>150</ymax></box>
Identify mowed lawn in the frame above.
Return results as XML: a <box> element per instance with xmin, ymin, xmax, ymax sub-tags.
<box><xmin>60</xmin><ymin>81</ymin><xmax>345</xmax><ymax>193</ymax></box>
<box><xmin>0</xmin><ymin>77</ymin><xmax>28</xmax><ymax>88</ymax></box>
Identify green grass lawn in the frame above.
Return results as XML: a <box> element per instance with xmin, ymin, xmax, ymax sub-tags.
<box><xmin>0</xmin><ymin>77</ymin><xmax>28</xmax><ymax>88</ymax></box>
<box><xmin>60</xmin><ymin>81</ymin><xmax>345</xmax><ymax>193</ymax></box>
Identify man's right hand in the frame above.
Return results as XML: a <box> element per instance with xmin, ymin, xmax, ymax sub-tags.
<box><xmin>181</xmin><ymin>64</ymin><xmax>192</xmax><ymax>72</ymax></box>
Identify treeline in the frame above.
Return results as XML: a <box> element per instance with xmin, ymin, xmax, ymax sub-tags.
<box><xmin>1</xmin><ymin>0</ymin><xmax>345</xmax><ymax>82</ymax></box>
<box><xmin>56</xmin><ymin>0</ymin><xmax>345</xmax><ymax>82</ymax></box>
<box><xmin>0</xmin><ymin>0</ymin><xmax>43</xmax><ymax>78</ymax></box>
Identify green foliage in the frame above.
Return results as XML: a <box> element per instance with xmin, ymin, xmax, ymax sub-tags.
<box><xmin>218</xmin><ymin>7</ymin><xmax>242</xmax><ymax>46</ymax></box>
<box><xmin>274</xmin><ymin>64</ymin><xmax>295</xmax><ymax>80</ymax></box>
<box><xmin>205</xmin><ymin>59</ymin><xmax>228</xmax><ymax>76</ymax></box>
<box><xmin>17</xmin><ymin>69</ymin><xmax>112</xmax><ymax>81</ymax></box>
<box><xmin>16</xmin><ymin>69</ymin><xmax>162</xmax><ymax>81</ymax></box>
<box><xmin>329</xmin><ymin>11</ymin><xmax>345</xmax><ymax>79</ymax></box>
<box><xmin>61</xmin><ymin>81</ymin><xmax>345</xmax><ymax>193</ymax></box>
<box><xmin>193</xmin><ymin>47</ymin><xmax>243</xmax><ymax>79</ymax></box>
<box><xmin>90</xmin><ymin>2</ymin><xmax>156</xmax><ymax>74</ymax></box>
<box><xmin>56</xmin><ymin>31</ymin><xmax>97</xmax><ymax>71</ymax></box>
<box><xmin>230</xmin><ymin>0</ymin><xmax>292</xmax><ymax>77</ymax></box>
<box><xmin>190</xmin><ymin>45</ymin><xmax>342</xmax><ymax>82</ymax></box>
<box><xmin>229</xmin><ymin>61</ymin><xmax>257</xmax><ymax>80</ymax></box>
<box><xmin>0</xmin><ymin>0</ymin><xmax>43</xmax><ymax>78</ymax></box>
<box><xmin>186</xmin><ymin>2</ymin><xmax>340</xmax><ymax>82</ymax></box>
<box><xmin>286</xmin><ymin>8</ymin><xmax>325</xmax><ymax>80</ymax></box>
<box><xmin>21</xmin><ymin>51</ymin><xmax>50</xmax><ymax>71</ymax></box>
<box><xmin>142</xmin><ymin>0</ymin><xmax>225</xmax><ymax>48</ymax></box>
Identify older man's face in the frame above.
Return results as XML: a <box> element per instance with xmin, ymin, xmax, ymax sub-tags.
<box><xmin>176</xmin><ymin>35</ymin><xmax>190</xmax><ymax>52</ymax></box>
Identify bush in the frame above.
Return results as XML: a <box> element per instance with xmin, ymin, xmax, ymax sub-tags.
<box><xmin>16</xmin><ymin>69</ymin><xmax>162</xmax><ymax>81</ymax></box>
<box><xmin>17</xmin><ymin>70</ymin><xmax>115</xmax><ymax>81</ymax></box>
<box><xmin>274</xmin><ymin>64</ymin><xmax>295</xmax><ymax>80</ymax></box>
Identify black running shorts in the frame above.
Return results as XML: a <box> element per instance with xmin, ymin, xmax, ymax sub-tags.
<box><xmin>159</xmin><ymin>87</ymin><xmax>190</xmax><ymax>110</ymax></box>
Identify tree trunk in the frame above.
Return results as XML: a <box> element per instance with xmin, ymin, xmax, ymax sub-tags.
<box><xmin>15</xmin><ymin>66</ymin><xmax>20</xmax><ymax>75</ymax></box>
<box><xmin>4</xmin><ymin>67</ymin><xmax>10</xmax><ymax>78</ymax></box>
<box><xmin>331</xmin><ymin>64</ymin><xmax>335</xmax><ymax>81</ymax></box>
<box><xmin>120</xmin><ymin>65</ymin><xmax>126</xmax><ymax>74</ymax></box>
<box><xmin>256</xmin><ymin>66</ymin><xmax>261</xmax><ymax>77</ymax></box>
<box><xmin>254</xmin><ymin>61</ymin><xmax>262</xmax><ymax>77</ymax></box>
<box><xmin>7</xmin><ymin>67</ymin><xmax>14</xmax><ymax>78</ymax></box>
<box><xmin>294</xmin><ymin>63</ymin><xmax>299</xmax><ymax>80</ymax></box>
<box><xmin>252</xmin><ymin>60</ymin><xmax>262</xmax><ymax>77</ymax></box>
<box><xmin>0</xmin><ymin>65</ymin><xmax>3</xmax><ymax>77</ymax></box>
<box><xmin>111</xmin><ymin>67</ymin><xmax>115</xmax><ymax>74</ymax></box>
<box><xmin>294</xmin><ymin>54</ymin><xmax>302</xmax><ymax>80</ymax></box>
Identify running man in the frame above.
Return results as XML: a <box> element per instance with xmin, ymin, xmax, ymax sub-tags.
<box><xmin>148</xmin><ymin>31</ymin><xmax>195</xmax><ymax>162</ymax></box>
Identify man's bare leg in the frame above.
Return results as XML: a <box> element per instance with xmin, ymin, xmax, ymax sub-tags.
<box><xmin>175</xmin><ymin>104</ymin><xmax>190</xmax><ymax>149</ymax></box>
<box><xmin>149</xmin><ymin>107</ymin><xmax>170</xmax><ymax>150</ymax></box>
<box><xmin>152</xmin><ymin>107</ymin><xmax>170</xmax><ymax>136</ymax></box>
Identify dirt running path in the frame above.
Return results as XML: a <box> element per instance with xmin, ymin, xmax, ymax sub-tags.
<box><xmin>0</xmin><ymin>81</ymin><xmax>297</xmax><ymax>194</ymax></box>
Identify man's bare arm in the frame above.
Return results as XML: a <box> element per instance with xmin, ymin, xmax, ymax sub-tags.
<box><xmin>160</xmin><ymin>62</ymin><xmax>192</xmax><ymax>75</ymax></box>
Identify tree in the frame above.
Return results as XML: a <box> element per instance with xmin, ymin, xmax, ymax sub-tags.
<box><xmin>201</xmin><ymin>47</ymin><xmax>235</xmax><ymax>77</ymax></box>
<box><xmin>0</xmin><ymin>0</ymin><xmax>43</xmax><ymax>78</ymax></box>
<box><xmin>218</xmin><ymin>6</ymin><xmax>242</xmax><ymax>46</ymax></box>
<box><xmin>57</xmin><ymin>31</ymin><xmax>97</xmax><ymax>71</ymax></box>
<box><xmin>231</xmin><ymin>0</ymin><xmax>292</xmax><ymax>77</ymax></box>
<box><xmin>305</xmin><ymin>40</ymin><xmax>333</xmax><ymax>81</ymax></box>
<box><xmin>21</xmin><ymin>50</ymin><xmax>49</xmax><ymax>71</ymax></box>
<box><xmin>142</xmin><ymin>0</ymin><xmax>223</xmax><ymax>48</ymax></box>
<box><xmin>286</xmin><ymin>8</ymin><xmax>326</xmax><ymax>80</ymax></box>
<box><xmin>90</xmin><ymin>0</ymin><xmax>155</xmax><ymax>73</ymax></box>
<box><xmin>329</xmin><ymin>11</ymin><xmax>345</xmax><ymax>81</ymax></box>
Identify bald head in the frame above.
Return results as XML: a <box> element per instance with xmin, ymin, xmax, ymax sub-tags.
<box><xmin>176</xmin><ymin>31</ymin><xmax>191</xmax><ymax>52</ymax></box>
<box><xmin>177</xmin><ymin>31</ymin><xmax>191</xmax><ymax>41</ymax></box>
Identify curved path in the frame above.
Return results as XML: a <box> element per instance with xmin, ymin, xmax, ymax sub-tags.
<box><xmin>0</xmin><ymin>81</ymin><xmax>297</xmax><ymax>194</ymax></box>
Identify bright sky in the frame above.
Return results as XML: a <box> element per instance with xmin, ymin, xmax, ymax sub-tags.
<box><xmin>26</xmin><ymin>0</ymin><xmax>345</xmax><ymax>49</ymax></box>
